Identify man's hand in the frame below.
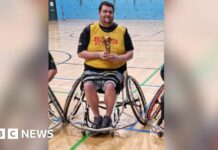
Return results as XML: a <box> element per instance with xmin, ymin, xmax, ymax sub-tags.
<box><xmin>78</xmin><ymin>50</ymin><xmax>133</xmax><ymax>62</ymax></box>
<box><xmin>107</xmin><ymin>51</ymin><xmax>133</xmax><ymax>62</ymax></box>
<box><xmin>107</xmin><ymin>54</ymin><xmax>121</xmax><ymax>62</ymax></box>
<box><xmin>99</xmin><ymin>51</ymin><xmax>110</xmax><ymax>60</ymax></box>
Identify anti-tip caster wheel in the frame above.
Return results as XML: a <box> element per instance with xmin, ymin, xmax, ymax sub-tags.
<box><xmin>157</xmin><ymin>131</ymin><xmax>163</xmax><ymax>137</ymax></box>
<box><xmin>81</xmin><ymin>130</ymin><xmax>86</xmax><ymax>136</ymax></box>
<box><xmin>110</xmin><ymin>132</ymin><xmax>115</xmax><ymax>137</ymax></box>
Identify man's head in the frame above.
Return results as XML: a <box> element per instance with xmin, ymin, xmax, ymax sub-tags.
<box><xmin>98</xmin><ymin>1</ymin><xmax>114</xmax><ymax>27</ymax></box>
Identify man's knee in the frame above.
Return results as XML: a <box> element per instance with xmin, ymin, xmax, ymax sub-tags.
<box><xmin>104</xmin><ymin>82</ymin><xmax>116</xmax><ymax>91</ymax></box>
<box><xmin>84</xmin><ymin>81</ymin><xmax>95</xmax><ymax>91</ymax></box>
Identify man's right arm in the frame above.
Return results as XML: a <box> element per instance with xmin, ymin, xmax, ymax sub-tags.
<box><xmin>78</xmin><ymin>51</ymin><xmax>107</xmax><ymax>60</ymax></box>
<box><xmin>77</xmin><ymin>25</ymin><xmax>90</xmax><ymax>54</ymax></box>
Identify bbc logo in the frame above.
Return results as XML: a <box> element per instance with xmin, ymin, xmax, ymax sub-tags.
<box><xmin>0</xmin><ymin>128</ymin><xmax>18</xmax><ymax>139</ymax></box>
<box><xmin>0</xmin><ymin>128</ymin><xmax>53</xmax><ymax>139</ymax></box>
<box><xmin>0</xmin><ymin>129</ymin><xmax>5</xmax><ymax>139</ymax></box>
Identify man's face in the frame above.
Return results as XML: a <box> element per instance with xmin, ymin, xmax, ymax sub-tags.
<box><xmin>99</xmin><ymin>5</ymin><xmax>114</xmax><ymax>25</ymax></box>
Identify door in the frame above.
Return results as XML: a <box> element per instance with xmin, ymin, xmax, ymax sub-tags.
<box><xmin>49</xmin><ymin>0</ymin><xmax>57</xmax><ymax>20</ymax></box>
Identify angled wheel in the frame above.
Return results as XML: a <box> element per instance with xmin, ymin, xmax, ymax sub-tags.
<box><xmin>48</xmin><ymin>87</ymin><xmax>65</xmax><ymax>129</ymax></box>
<box><xmin>48</xmin><ymin>102</ymin><xmax>62</xmax><ymax>130</ymax></box>
<box><xmin>146</xmin><ymin>84</ymin><xmax>164</xmax><ymax>121</ymax></box>
<box><xmin>126</xmin><ymin>76</ymin><xmax>147</xmax><ymax>125</ymax></box>
<box><xmin>158</xmin><ymin>131</ymin><xmax>164</xmax><ymax>137</ymax></box>
<box><xmin>64</xmin><ymin>77</ymin><xmax>83</xmax><ymax>121</ymax></box>
<box><xmin>81</xmin><ymin>130</ymin><xmax>86</xmax><ymax>136</ymax></box>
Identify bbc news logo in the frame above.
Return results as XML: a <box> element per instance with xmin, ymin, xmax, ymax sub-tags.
<box><xmin>0</xmin><ymin>128</ymin><xmax>53</xmax><ymax>139</ymax></box>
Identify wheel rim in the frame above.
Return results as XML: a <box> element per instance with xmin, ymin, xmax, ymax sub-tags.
<box><xmin>147</xmin><ymin>85</ymin><xmax>164</xmax><ymax>121</ymax></box>
<box><xmin>126</xmin><ymin>76</ymin><xmax>147</xmax><ymax>125</ymax></box>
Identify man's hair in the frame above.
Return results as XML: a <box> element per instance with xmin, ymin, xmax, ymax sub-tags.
<box><xmin>99</xmin><ymin>1</ymin><xmax>114</xmax><ymax>12</ymax></box>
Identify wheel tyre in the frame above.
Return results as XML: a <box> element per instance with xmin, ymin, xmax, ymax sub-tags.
<box><xmin>146</xmin><ymin>84</ymin><xmax>164</xmax><ymax>121</ymax></box>
<box><xmin>64</xmin><ymin>77</ymin><xmax>82</xmax><ymax>120</ymax></box>
<box><xmin>157</xmin><ymin>131</ymin><xmax>163</xmax><ymax>137</ymax></box>
<box><xmin>110</xmin><ymin>132</ymin><xmax>115</xmax><ymax>137</ymax></box>
<box><xmin>126</xmin><ymin>76</ymin><xmax>147</xmax><ymax>125</ymax></box>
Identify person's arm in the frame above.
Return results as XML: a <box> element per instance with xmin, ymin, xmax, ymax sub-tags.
<box><xmin>160</xmin><ymin>65</ymin><xmax>164</xmax><ymax>81</ymax></box>
<box><xmin>107</xmin><ymin>50</ymin><xmax>133</xmax><ymax>62</ymax></box>
<box><xmin>48</xmin><ymin>52</ymin><xmax>57</xmax><ymax>82</ymax></box>
<box><xmin>48</xmin><ymin>69</ymin><xmax>57</xmax><ymax>82</ymax></box>
<box><xmin>78</xmin><ymin>51</ymin><xmax>109</xmax><ymax>60</ymax></box>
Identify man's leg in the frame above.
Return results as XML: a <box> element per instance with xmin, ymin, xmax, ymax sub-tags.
<box><xmin>104</xmin><ymin>82</ymin><xmax>116</xmax><ymax>117</ymax></box>
<box><xmin>83</xmin><ymin>81</ymin><xmax>100</xmax><ymax>117</ymax></box>
<box><xmin>101</xmin><ymin>82</ymin><xmax>116</xmax><ymax>128</ymax></box>
<box><xmin>84</xmin><ymin>81</ymin><xmax>103</xmax><ymax>129</ymax></box>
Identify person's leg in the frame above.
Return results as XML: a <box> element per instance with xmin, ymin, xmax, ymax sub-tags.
<box><xmin>84</xmin><ymin>81</ymin><xmax>103</xmax><ymax>129</ymax></box>
<box><xmin>101</xmin><ymin>81</ymin><xmax>117</xmax><ymax>128</ymax></box>
<box><xmin>104</xmin><ymin>82</ymin><xmax>116</xmax><ymax>117</ymax></box>
<box><xmin>83</xmin><ymin>81</ymin><xmax>100</xmax><ymax>117</ymax></box>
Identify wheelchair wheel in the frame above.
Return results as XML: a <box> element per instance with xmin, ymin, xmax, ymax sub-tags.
<box><xmin>126</xmin><ymin>76</ymin><xmax>147</xmax><ymax>125</ymax></box>
<box><xmin>48</xmin><ymin>102</ymin><xmax>62</xmax><ymax>129</ymax></box>
<box><xmin>48</xmin><ymin>87</ymin><xmax>65</xmax><ymax>129</ymax></box>
<box><xmin>158</xmin><ymin>130</ymin><xmax>164</xmax><ymax>137</ymax></box>
<box><xmin>64</xmin><ymin>77</ymin><xmax>83</xmax><ymax>120</ymax></box>
<box><xmin>146</xmin><ymin>84</ymin><xmax>164</xmax><ymax>121</ymax></box>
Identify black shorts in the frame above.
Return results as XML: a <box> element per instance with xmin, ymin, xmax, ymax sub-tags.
<box><xmin>82</xmin><ymin>70</ymin><xmax>124</xmax><ymax>94</ymax></box>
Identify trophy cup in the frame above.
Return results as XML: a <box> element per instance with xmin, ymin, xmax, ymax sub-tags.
<box><xmin>103</xmin><ymin>35</ymin><xmax>112</xmax><ymax>54</ymax></box>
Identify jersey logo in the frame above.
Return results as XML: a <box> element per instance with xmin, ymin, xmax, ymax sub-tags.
<box><xmin>93</xmin><ymin>36</ymin><xmax>118</xmax><ymax>46</ymax></box>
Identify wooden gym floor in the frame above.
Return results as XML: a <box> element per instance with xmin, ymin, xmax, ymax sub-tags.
<box><xmin>49</xmin><ymin>19</ymin><xmax>164</xmax><ymax>150</ymax></box>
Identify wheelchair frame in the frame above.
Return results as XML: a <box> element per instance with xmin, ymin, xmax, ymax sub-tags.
<box><xmin>64</xmin><ymin>73</ymin><xmax>147</xmax><ymax>136</ymax></box>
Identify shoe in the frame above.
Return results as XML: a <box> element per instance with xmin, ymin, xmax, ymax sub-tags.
<box><xmin>101</xmin><ymin>116</ymin><xmax>112</xmax><ymax>128</ymax></box>
<box><xmin>92</xmin><ymin>116</ymin><xmax>103</xmax><ymax>129</ymax></box>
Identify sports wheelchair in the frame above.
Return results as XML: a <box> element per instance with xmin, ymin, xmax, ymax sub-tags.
<box><xmin>64</xmin><ymin>71</ymin><xmax>147</xmax><ymax>136</ymax></box>
<box><xmin>146</xmin><ymin>84</ymin><xmax>164</xmax><ymax>137</ymax></box>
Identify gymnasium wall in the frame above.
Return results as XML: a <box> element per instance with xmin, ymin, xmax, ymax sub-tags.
<box><xmin>55</xmin><ymin>0</ymin><xmax>164</xmax><ymax>20</ymax></box>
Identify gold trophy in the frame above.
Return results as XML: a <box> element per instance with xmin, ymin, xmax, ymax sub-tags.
<box><xmin>103</xmin><ymin>35</ymin><xmax>112</xmax><ymax>54</ymax></box>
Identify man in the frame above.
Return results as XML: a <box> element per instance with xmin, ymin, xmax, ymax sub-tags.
<box><xmin>77</xmin><ymin>1</ymin><xmax>134</xmax><ymax>129</ymax></box>
<box><xmin>48</xmin><ymin>52</ymin><xmax>57</xmax><ymax>82</ymax></box>
<box><xmin>160</xmin><ymin>65</ymin><xmax>164</xmax><ymax>81</ymax></box>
